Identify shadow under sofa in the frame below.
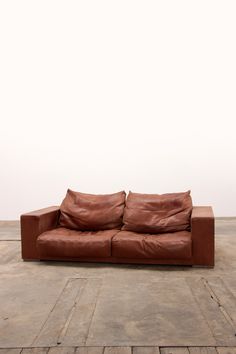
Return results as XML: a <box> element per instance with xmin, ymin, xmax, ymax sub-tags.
<box><xmin>20</xmin><ymin>205</ymin><xmax>215</xmax><ymax>267</ymax></box>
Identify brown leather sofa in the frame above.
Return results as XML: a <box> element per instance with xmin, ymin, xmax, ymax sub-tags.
<box><xmin>20</xmin><ymin>190</ymin><xmax>215</xmax><ymax>267</ymax></box>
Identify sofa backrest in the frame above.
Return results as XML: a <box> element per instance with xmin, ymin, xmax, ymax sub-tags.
<box><xmin>122</xmin><ymin>190</ymin><xmax>193</xmax><ymax>234</ymax></box>
<box><xmin>59</xmin><ymin>189</ymin><xmax>126</xmax><ymax>231</ymax></box>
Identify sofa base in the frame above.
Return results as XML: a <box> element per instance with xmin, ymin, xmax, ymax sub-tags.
<box><xmin>23</xmin><ymin>256</ymin><xmax>195</xmax><ymax>266</ymax></box>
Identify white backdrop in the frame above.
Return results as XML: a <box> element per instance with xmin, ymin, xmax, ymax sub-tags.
<box><xmin>0</xmin><ymin>0</ymin><xmax>236</xmax><ymax>219</ymax></box>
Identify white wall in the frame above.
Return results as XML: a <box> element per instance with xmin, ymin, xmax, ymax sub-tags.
<box><xmin>0</xmin><ymin>0</ymin><xmax>236</xmax><ymax>219</ymax></box>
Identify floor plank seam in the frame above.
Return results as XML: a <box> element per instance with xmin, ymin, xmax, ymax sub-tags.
<box><xmin>203</xmin><ymin>277</ymin><xmax>236</xmax><ymax>335</ymax></box>
<box><xmin>31</xmin><ymin>278</ymin><xmax>82</xmax><ymax>346</ymax></box>
<box><xmin>56</xmin><ymin>278</ymin><xmax>88</xmax><ymax>345</ymax></box>
<box><xmin>84</xmin><ymin>279</ymin><xmax>103</xmax><ymax>346</ymax></box>
<box><xmin>186</xmin><ymin>277</ymin><xmax>222</xmax><ymax>346</ymax></box>
<box><xmin>0</xmin><ymin>239</ymin><xmax>20</xmax><ymax>241</ymax></box>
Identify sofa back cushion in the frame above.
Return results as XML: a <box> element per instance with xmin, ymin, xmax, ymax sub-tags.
<box><xmin>122</xmin><ymin>191</ymin><xmax>192</xmax><ymax>234</ymax></box>
<box><xmin>59</xmin><ymin>189</ymin><xmax>126</xmax><ymax>231</ymax></box>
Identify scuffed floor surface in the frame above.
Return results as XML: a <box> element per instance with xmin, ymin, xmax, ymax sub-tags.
<box><xmin>0</xmin><ymin>219</ymin><xmax>236</xmax><ymax>352</ymax></box>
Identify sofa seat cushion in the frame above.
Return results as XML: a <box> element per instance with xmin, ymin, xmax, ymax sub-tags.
<box><xmin>112</xmin><ymin>230</ymin><xmax>192</xmax><ymax>259</ymax></box>
<box><xmin>37</xmin><ymin>227</ymin><xmax>120</xmax><ymax>259</ymax></box>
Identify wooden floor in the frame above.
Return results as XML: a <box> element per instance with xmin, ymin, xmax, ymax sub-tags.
<box><xmin>1</xmin><ymin>220</ymin><xmax>236</xmax><ymax>353</ymax></box>
<box><xmin>0</xmin><ymin>347</ymin><xmax>236</xmax><ymax>353</ymax></box>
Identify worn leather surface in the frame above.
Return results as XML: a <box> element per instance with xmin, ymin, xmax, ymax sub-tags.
<box><xmin>59</xmin><ymin>189</ymin><xmax>126</xmax><ymax>231</ymax></box>
<box><xmin>37</xmin><ymin>227</ymin><xmax>120</xmax><ymax>258</ymax></box>
<box><xmin>191</xmin><ymin>206</ymin><xmax>215</xmax><ymax>266</ymax></box>
<box><xmin>112</xmin><ymin>230</ymin><xmax>192</xmax><ymax>259</ymax></box>
<box><xmin>21</xmin><ymin>206</ymin><xmax>60</xmax><ymax>260</ymax></box>
<box><xmin>122</xmin><ymin>191</ymin><xmax>192</xmax><ymax>234</ymax></box>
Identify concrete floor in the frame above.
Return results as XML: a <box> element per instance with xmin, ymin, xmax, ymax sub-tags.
<box><xmin>0</xmin><ymin>219</ymin><xmax>236</xmax><ymax>353</ymax></box>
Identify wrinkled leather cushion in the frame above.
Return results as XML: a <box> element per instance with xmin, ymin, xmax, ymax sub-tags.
<box><xmin>59</xmin><ymin>189</ymin><xmax>126</xmax><ymax>231</ymax></box>
<box><xmin>112</xmin><ymin>230</ymin><xmax>192</xmax><ymax>259</ymax></box>
<box><xmin>122</xmin><ymin>191</ymin><xmax>192</xmax><ymax>234</ymax></box>
<box><xmin>37</xmin><ymin>228</ymin><xmax>119</xmax><ymax>258</ymax></box>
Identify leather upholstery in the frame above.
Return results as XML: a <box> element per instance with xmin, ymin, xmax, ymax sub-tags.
<box><xmin>37</xmin><ymin>228</ymin><xmax>120</xmax><ymax>258</ymax></box>
<box><xmin>112</xmin><ymin>230</ymin><xmax>192</xmax><ymax>259</ymax></box>
<box><xmin>59</xmin><ymin>189</ymin><xmax>126</xmax><ymax>231</ymax></box>
<box><xmin>191</xmin><ymin>206</ymin><xmax>214</xmax><ymax>266</ymax></box>
<box><xmin>21</xmin><ymin>206</ymin><xmax>60</xmax><ymax>260</ymax></box>
<box><xmin>20</xmin><ymin>203</ymin><xmax>215</xmax><ymax>267</ymax></box>
<box><xmin>122</xmin><ymin>191</ymin><xmax>192</xmax><ymax>234</ymax></box>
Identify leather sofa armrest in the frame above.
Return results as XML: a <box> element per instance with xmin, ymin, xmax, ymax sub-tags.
<box><xmin>21</xmin><ymin>206</ymin><xmax>60</xmax><ymax>260</ymax></box>
<box><xmin>191</xmin><ymin>206</ymin><xmax>215</xmax><ymax>267</ymax></box>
